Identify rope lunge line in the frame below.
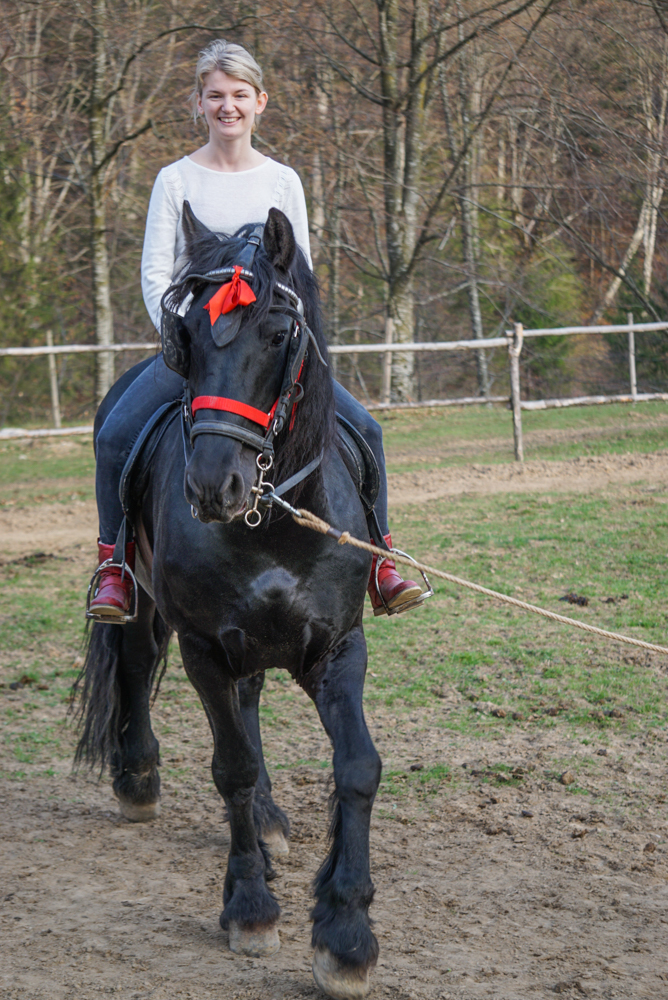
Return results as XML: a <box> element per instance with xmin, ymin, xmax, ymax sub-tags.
<box><xmin>292</xmin><ymin>508</ymin><xmax>668</xmax><ymax>657</ymax></box>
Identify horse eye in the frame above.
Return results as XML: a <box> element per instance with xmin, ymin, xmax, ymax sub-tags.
<box><xmin>271</xmin><ymin>330</ymin><xmax>286</xmax><ymax>346</ymax></box>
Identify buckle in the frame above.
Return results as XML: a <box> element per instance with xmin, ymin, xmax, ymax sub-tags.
<box><xmin>86</xmin><ymin>559</ymin><xmax>139</xmax><ymax>624</ymax></box>
<box><xmin>244</xmin><ymin>453</ymin><xmax>274</xmax><ymax>528</ymax></box>
<box><xmin>373</xmin><ymin>548</ymin><xmax>434</xmax><ymax>617</ymax></box>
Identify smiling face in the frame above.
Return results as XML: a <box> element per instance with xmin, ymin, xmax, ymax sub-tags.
<box><xmin>197</xmin><ymin>70</ymin><xmax>268</xmax><ymax>145</ymax></box>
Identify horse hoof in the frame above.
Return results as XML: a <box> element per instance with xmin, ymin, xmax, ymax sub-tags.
<box><xmin>228</xmin><ymin>921</ymin><xmax>280</xmax><ymax>957</ymax></box>
<box><xmin>263</xmin><ymin>829</ymin><xmax>290</xmax><ymax>857</ymax></box>
<box><xmin>312</xmin><ymin>947</ymin><xmax>371</xmax><ymax>999</ymax></box>
<box><xmin>118</xmin><ymin>797</ymin><xmax>161</xmax><ymax>822</ymax></box>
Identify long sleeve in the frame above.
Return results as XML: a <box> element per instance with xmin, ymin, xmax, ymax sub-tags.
<box><xmin>141</xmin><ymin>169</ymin><xmax>182</xmax><ymax>332</ymax></box>
<box><xmin>280</xmin><ymin>169</ymin><xmax>312</xmax><ymax>270</ymax></box>
<box><xmin>140</xmin><ymin>158</ymin><xmax>313</xmax><ymax>333</ymax></box>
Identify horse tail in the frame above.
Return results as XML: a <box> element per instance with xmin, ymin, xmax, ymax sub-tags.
<box><xmin>150</xmin><ymin>609</ymin><xmax>172</xmax><ymax>704</ymax></box>
<box><xmin>73</xmin><ymin>622</ymin><xmax>126</xmax><ymax>773</ymax></box>
<box><xmin>72</xmin><ymin>610</ymin><xmax>172</xmax><ymax>773</ymax></box>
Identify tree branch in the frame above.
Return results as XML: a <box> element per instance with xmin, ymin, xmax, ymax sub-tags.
<box><xmin>408</xmin><ymin>0</ymin><xmax>558</xmax><ymax>277</ymax></box>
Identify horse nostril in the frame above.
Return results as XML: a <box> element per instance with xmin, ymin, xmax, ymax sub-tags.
<box><xmin>186</xmin><ymin>471</ymin><xmax>202</xmax><ymax>497</ymax></box>
<box><xmin>221</xmin><ymin>472</ymin><xmax>244</xmax><ymax>509</ymax></box>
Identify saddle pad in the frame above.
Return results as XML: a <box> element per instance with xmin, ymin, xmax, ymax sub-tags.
<box><xmin>119</xmin><ymin>399</ymin><xmax>181</xmax><ymax>517</ymax></box>
<box><xmin>335</xmin><ymin>413</ymin><xmax>380</xmax><ymax>516</ymax></box>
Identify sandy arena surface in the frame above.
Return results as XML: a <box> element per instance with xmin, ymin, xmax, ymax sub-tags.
<box><xmin>1</xmin><ymin>451</ymin><xmax>667</xmax><ymax>1000</ymax></box>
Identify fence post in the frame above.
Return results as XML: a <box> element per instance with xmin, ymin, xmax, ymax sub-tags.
<box><xmin>508</xmin><ymin>321</ymin><xmax>524</xmax><ymax>462</ymax></box>
<box><xmin>45</xmin><ymin>330</ymin><xmax>62</xmax><ymax>429</ymax></box>
<box><xmin>627</xmin><ymin>311</ymin><xmax>637</xmax><ymax>401</ymax></box>
<box><xmin>381</xmin><ymin>315</ymin><xmax>393</xmax><ymax>404</ymax></box>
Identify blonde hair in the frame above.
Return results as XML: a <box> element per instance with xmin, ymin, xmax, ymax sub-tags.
<box><xmin>191</xmin><ymin>39</ymin><xmax>264</xmax><ymax>124</ymax></box>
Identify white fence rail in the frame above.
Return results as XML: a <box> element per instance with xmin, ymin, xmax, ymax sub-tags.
<box><xmin>2</xmin><ymin>318</ymin><xmax>668</xmax><ymax>456</ymax></box>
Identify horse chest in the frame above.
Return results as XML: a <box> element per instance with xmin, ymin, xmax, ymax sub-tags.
<box><xmin>161</xmin><ymin>551</ymin><xmax>337</xmax><ymax>663</ymax></box>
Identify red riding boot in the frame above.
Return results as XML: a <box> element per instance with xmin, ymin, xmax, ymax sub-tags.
<box><xmin>367</xmin><ymin>534</ymin><xmax>424</xmax><ymax>616</ymax></box>
<box><xmin>88</xmin><ymin>540</ymin><xmax>136</xmax><ymax>622</ymax></box>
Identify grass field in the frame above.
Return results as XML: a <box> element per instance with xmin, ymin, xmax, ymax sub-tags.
<box><xmin>2</xmin><ymin>397</ymin><xmax>668</xmax><ymax>496</ymax></box>
<box><xmin>378</xmin><ymin>398</ymin><xmax>668</xmax><ymax>471</ymax></box>
<box><xmin>1</xmin><ymin>401</ymin><xmax>667</xmax><ymax>790</ymax></box>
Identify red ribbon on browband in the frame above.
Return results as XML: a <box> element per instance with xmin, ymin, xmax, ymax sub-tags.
<box><xmin>204</xmin><ymin>265</ymin><xmax>256</xmax><ymax>325</ymax></box>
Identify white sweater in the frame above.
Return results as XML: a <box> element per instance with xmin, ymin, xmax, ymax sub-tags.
<box><xmin>141</xmin><ymin>155</ymin><xmax>312</xmax><ymax>331</ymax></box>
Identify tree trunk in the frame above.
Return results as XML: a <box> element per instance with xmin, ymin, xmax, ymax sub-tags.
<box><xmin>643</xmin><ymin>180</ymin><xmax>664</xmax><ymax>297</ymax></box>
<box><xmin>641</xmin><ymin>67</ymin><xmax>668</xmax><ymax>298</ymax></box>
<box><xmin>459</xmin><ymin>191</ymin><xmax>490</xmax><ymax>395</ymax></box>
<box><xmin>91</xmin><ymin>0</ymin><xmax>115</xmax><ymax>402</ymax></box>
<box><xmin>442</xmin><ymin>39</ymin><xmax>490</xmax><ymax>396</ymax></box>
<box><xmin>593</xmin><ymin>201</ymin><xmax>647</xmax><ymax>322</ymax></box>
<box><xmin>389</xmin><ymin>278</ymin><xmax>416</xmax><ymax>401</ymax></box>
<box><xmin>459</xmin><ymin>68</ymin><xmax>490</xmax><ymax>397</ymax></box>
<box><xmin>377</xmin><ymin>0</ymin><xmax>430</xmax><ymax>401</ymax></box>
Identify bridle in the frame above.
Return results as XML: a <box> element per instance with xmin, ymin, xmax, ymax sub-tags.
<box><xmin>161</xmin><ymin>242</ymin><xmax>327</xmax><ymax>528</ymax></box>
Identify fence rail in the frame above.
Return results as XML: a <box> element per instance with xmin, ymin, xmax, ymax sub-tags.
<box><xmin>3</xmin><ymin>320</ymin><xmax>668</xmax><ymax>359</ymax></box>
<box><xmin>0</xmin><ymin>342</ymin><xmax>156</xmax><ymax>358</ymax></box>
<box><xmin>2</xmin><ymin>318</ymin><xmax>668</xmax><ymax>454</ymax></box>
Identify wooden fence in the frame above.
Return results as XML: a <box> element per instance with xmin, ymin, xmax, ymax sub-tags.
<box><xmin>2</xmin><ymin>317</ymin><xmax>668</xmax><ymax>459</ymax></box>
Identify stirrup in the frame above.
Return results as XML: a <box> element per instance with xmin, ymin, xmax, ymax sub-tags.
<box><xmin>373</xmin><ymin>548</ymin><xmax>434</xmax><ymax>617</ymax></box>
<box><xmin>86</xmin><ymin>559</ymin><xmax>139</xmax><ymax>624</ymax></box>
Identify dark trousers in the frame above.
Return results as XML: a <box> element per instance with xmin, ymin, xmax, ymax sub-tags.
<box><xmin>95</xmin><ymin>355</ymin><xmax>389</xmax><ymax>544</ymax></box>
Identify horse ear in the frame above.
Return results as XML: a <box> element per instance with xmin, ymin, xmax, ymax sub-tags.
<box><xmin>181</xmin><ymin>201</ymin><xmax>212</xmax><ymax>253</ymax></box>
<box><xmin>263</xmin><ymin>207</ymin><xmax>296</xmax><ymax>271</ymax></box>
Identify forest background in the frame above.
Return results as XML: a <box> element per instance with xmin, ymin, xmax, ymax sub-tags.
<box><xmin>2</xmin><ymin>0</ymin><xmax>668</xmax><ymax>427</ymax></box>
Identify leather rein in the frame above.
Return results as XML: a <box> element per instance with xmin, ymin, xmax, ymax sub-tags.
<box><xmin>166</xmin><ymin>265</ymin><xmax>326</xmax><ymax>528</ymax></box>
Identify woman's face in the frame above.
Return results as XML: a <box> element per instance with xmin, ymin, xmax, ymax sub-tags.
<box><xmin>197</xmin><ymin>70</ymin><xmax>268</xmax><ymax>144</ymax></box>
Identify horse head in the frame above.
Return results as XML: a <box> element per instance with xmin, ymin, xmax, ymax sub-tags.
<box><xmin>162</xmin><ymin>204</ymin><xmax>333</xmax><ymax>524</ymax></box>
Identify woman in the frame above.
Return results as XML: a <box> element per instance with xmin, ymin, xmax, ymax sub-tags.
<box><xmin>90</xmin><ymin>38</ymin><xmax>423</xmax><ymax>620</ymax></box>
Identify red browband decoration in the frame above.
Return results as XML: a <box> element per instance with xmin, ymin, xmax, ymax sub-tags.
<box><xmin>204</xmin><ymin>265</ymin><xmax>256</xmax><ymax>324</ymax></box>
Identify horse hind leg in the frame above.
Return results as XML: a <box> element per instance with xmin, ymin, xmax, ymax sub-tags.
<box><xmin>74</xmin><ymin>586</ymin><xmax>169</xmax><ymax>822</ymax></box>
<box><xmin>238</xmin><ymin>673</ymin><xmax>290</xmax><ymax>860</ymax></box>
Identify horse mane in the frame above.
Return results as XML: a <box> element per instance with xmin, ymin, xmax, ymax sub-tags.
<box><xmin>167</xmin><ymin>223</ymin><xmax>336</xmax><ymax>504</ymax></box>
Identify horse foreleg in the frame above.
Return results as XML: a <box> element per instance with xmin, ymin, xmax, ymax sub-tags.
<box><xmin>179</xmin><ymin>634</ymin><xmax>281</xmax><ymax>957</ymax></box>
<box><xmin>237</xmin><ymin>673</ymin><xmax>290</xmax><ymax>860</ymax></box>
<box><xmin>112</xmin><ymin>587</ymin><xmax>168</xmax><ymax>821</ymax></box>
<box><xmin>302</xmin><ymin>627</ymin><xmax>381</xmax><ymax>1000</ymax></box>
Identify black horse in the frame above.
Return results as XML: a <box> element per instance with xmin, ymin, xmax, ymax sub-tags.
<box><xmin>76</xmin><ymin>207</ymin><xmax>382</xmax><ymax>999</ymax></box>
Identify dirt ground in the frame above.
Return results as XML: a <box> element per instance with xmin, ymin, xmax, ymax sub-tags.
<box><xmin>2</xmin><ymin>451</ymin><xmax>668</xmax><ymax>1000</ymax></box>
<box><xmin>2</xmin><ymin>447</ymin><xmax>668</xmax><ymax>558</ymax></box>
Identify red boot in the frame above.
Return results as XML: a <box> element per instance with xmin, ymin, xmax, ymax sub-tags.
<box><xmin>88</xmin><ymin>540</ymin><xmax>136</xmax><ymax>621</ymax></box>
<box><xmin>368</xmin><ymin>534</ymin><xmax>424</xmax><ymax>616</ymax></box>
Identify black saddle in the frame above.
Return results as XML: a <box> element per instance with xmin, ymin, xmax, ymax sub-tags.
<box><xmin>118</xmin><ymin>400</ymin><xmax>388</xmax><ymax>549</ymax></box>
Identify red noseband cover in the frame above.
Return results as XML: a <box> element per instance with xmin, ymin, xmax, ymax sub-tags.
<box><xmin>204</xmin><ymin>266</ymin><xmax>256</xmax><ymax>324</ymax></box>
<box><xmin>190</xmin><ymin>396</ymin><xmax>277</xmax><ymax>428</ymax></box>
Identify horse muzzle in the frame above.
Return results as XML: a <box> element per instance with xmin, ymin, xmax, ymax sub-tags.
<box><xmin>184</xmin><ymin>446</ymin><xmax>254</xmax><ymax>524</ymax></box>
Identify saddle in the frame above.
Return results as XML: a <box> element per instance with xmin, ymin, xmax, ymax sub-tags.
<box><xmin>117</xmin><ymin>400</ymin><xmax>388</xmax><ymax>548</ymax></box>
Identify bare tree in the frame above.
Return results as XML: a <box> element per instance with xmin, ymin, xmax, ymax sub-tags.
<box><xmin>593</xmin><ymin>34</ymin><xmax>668</xmax><ymax>316</ymax></box>
<box><xmin>441</xmin><ymin>31</ymin><xmax>491</xmax><ymax>396</ymax></box>
<box><xmin>299</xmin><ymin>0</ymin><xmax>557</xmax><ymax>400</ymax></box>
